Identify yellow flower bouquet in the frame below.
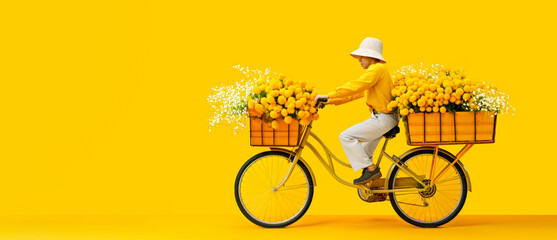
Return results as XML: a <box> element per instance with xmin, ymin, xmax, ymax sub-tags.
<box><xmin>246</xmin><ymin>70</ymin><xmax>319</xmax><ymax>146</ymax></box>
<box><xmin>207</xmin><ymin>65</ymin><xmax>320</xmax><ymax>146</ymax></box>
<box><xmin>247</xmin><ymin>73</ymin><xmax>319</xmax><ymax>126</ymax></box>
<box><xmin>388</xmin><ymin>64</ymin><xmax>514</xmax><ymax>145</ymax></box>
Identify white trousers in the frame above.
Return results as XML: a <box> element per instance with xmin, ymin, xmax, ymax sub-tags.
<box><xmin>339</xmin><ymin>109</ymin><xmax>400</xmax><ymax>171</ymax></box>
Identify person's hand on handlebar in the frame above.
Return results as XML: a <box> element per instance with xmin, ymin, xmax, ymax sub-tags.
<box><xmin>313</xmin><ymin>94</ymin><xmax>329</xmax><ymax>107</ymax></box>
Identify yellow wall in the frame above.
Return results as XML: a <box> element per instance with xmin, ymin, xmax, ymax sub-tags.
<box><xmin>0</xmin><ymin>0</ymin><xmax>554</xmax><ymax>216</ymax></box>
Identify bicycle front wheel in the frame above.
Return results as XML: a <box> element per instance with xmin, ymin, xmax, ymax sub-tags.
<box><xmin>388</xmin><ymin>149</ymin><xmax>467</xmax><ymax>228</ymax></box>
<box><xmin>234</xmin><ymin>151</ymin><xmax>314</xmax><ymax>228</ymax></box>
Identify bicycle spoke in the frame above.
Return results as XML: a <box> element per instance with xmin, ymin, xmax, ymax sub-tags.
<box><xmin>277</xmin><ymin>184</ymin><xmax>309</xmax><ymax>191</ymax></box>
<box><xmin>436</xmin><ymin>175</ymin><xmax>460</xmax><ymax>185</ymax></box>
<box><xmin>276</xmin><ymin>192</ymin><xmax>294</xmax><ymax>221</ymax></box>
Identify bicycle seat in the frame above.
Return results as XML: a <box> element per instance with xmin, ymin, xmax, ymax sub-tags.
<box><xmin>383</xmin><ymin>125</ymin><xmax>400</xmax><ymax>139</ymax></box>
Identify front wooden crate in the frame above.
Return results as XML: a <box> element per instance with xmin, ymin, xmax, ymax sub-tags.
<box><xmin>250</xmin><ymin>118</ymin><xmax>301</xmax><ymax>147</ymax></box>
<box><xmin>404</xmin><ymin>111</ymin><xmax>497</xmax><ymax>145</ymax></box>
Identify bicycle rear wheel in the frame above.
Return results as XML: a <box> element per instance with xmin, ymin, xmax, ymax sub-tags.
<box><xmin>234</xmin><ymin>151</ymin><xmax>314</xmax><ymax>228</ymax></box>
<box><xmin>388</xmin><ymin>149</ymin><xmax>467</xmax><ymax>228</ymax></box>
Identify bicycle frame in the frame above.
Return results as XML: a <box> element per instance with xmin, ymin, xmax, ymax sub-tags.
<box><xmin>273</xmin><ymin>118</ymin><xmax>474</xmax><ymax>194</ymax></box>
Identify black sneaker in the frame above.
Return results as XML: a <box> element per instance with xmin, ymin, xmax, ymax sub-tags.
<box><xmin>353</xmin><ymin>167</ymin><xmax>382</xmax><ymax>185</ymax></box>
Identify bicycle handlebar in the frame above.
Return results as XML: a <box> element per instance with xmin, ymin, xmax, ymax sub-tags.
<box><xmin>316</xmin><ymin>98</ymin><xmax>328</xmax><ymax>109</ymax></box>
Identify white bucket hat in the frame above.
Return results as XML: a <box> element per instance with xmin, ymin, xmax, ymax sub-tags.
<box><xmin>350</xmin><ymin>37</ymin><xmax>386</xmax><ymax>63</ymax></box>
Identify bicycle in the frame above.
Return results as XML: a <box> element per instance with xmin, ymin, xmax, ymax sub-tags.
<box><xmin>234</xmin><ymin>98</ymin><xmax>475</xmax><ymax>228</ymax></box>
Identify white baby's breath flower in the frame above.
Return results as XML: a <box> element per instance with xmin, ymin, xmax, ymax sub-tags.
<box><xmin>465</xmin><ymin>85</ymin><xmax>515</xmax><ymax>115</ymax></box>
<box><xmin>207</xmin><ymin>65</ymin><xmax>274</xmax><ymax>134</ymax></box>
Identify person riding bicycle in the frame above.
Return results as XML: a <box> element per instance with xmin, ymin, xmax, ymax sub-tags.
<box><xmin>313</xmin><ymin>37</ymin><xmax>400</xmax><ymax>185</ymax></box>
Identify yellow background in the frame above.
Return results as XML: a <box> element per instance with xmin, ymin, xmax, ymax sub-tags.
<box><xmin>0</xmin><ymin>0</ymin><xmax>555</xmax><ymax>218</ymax></box>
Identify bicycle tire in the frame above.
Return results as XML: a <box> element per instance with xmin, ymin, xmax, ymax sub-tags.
<box><xmin>234</xmin><ymin>151</ymin><xmax>314</xmax><ymax>228</ymax></box>
<box><xmin>388</xmin><ymin>149</ymin><xmax>467</xmax><ymax>228</ymax></box>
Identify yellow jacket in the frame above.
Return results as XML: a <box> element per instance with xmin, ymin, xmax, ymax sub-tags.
<box><xmin>327</xmin><ymin>63</ymin><xmax>394</xmax><ymax>113</ymax></box>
